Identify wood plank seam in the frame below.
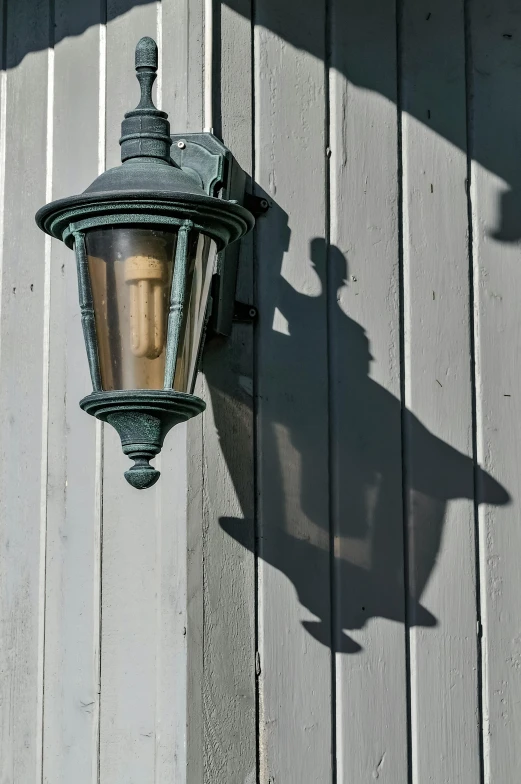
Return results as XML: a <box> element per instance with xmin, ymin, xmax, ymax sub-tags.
<box><xmin>325</xmin><ymin>1</ymin><xmax>337</xmax><ymax>782</ymax></box>
<box><xmin>463</xmin><ymin>2</ymin><xmax>486</xmax><ymax>782</ymax></box>
<box><xmin>396</xmin><ymin>4</ymin><xmax>414</xmax><ymax>782</ymax></box>
<box><xmin>37</xmin><ymin>2</ymin><xmax>54</xmax><ymax>779</ymax></box>
<box><xmin>96</xmin><ymin>7</ymin><xmax>107</xmax><ymax>783</ymax></box>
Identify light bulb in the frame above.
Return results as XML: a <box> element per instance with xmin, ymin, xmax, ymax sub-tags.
<box><xmin>125</xmin><ymin>255</ymin><xmax>166</xmax><ymax>359</ymax></box>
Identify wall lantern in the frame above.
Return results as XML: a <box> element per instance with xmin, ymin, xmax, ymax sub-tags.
<box><xmin>36</xmin><ymin>37</ymin><xmax>255</xmax><ymax>490</ymax></box>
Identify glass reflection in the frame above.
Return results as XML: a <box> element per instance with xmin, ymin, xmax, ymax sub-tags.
<box><xmin>174</xmin><ymin>233</ymin><xmax>217</xmax><ymax>392</ymax></box>
<box><xmin>85</xmin><ymin>226</ymin><xmax>217</xmax><ymax>393</ymax></box>
<box><xmin>86</xmin><ymin>226</ymin><xmax>177</xmax><ymax>390</ymax></box>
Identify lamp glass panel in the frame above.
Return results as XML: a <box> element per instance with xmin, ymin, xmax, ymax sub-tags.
<box><xmin>173</xmin><ymin>233</ymin><xmax>217</xmax><ymax>393</ymax></box>
<box><xmin>86</xmin><ymin>226</ymin><xmax>177</xmax><ymax>390</ymax></box>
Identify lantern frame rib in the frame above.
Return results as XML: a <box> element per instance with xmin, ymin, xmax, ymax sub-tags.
<box><xmin>73</xmin><ymin>231</ymin><xmax>102</xmax><ymax>392</ymax></box>
<box><xmin>164</xmin><ymin>220</ymin><xmax>193</xmax><ymax>388</ymax></box>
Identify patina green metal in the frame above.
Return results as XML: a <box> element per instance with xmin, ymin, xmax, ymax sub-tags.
<box><xmin>163</xmin><ymin>221</ymin><xmax>192</xmax><ymax>388</ymax></box>
<box><xmin>35</xmin><ymin>35</ymin><xmax>254</xmax><ymax>489</ymax></box>
<box><xmin>119</xmin><ymin>35</ymin><xmax>172</xmax><ymax>164</ymax></box>
<box><xmin>171</xmin><ymin>132</ymin><xmax>249</xmax><ymax>336</ymax></box>
<box><xmin>80</xmin><ymin>390</ymin><xmax>205</xmax><ymax>489</ymax></box>
<box><xmin>73</xmin><ymin>231</ymin><xmax>102</xmax><ymax>392</ymax></box>
<box><xmin>38</xmin><ymin>196</ymin><xmax>251</xmax><ymax>252</ymax></box>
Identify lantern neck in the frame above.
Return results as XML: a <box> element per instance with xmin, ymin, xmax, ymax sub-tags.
<box><xmin>123</xmin><ymin>155</ymin><xmax>175</xmax><ymax>167</ymax></box>
<box><xmin>119</xmin><ymin>37</ymin><xmax>173</xmax><ymax>165</ymax></box>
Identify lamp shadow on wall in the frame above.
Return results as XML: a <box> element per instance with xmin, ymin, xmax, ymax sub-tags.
<box><xmin>204</xmin><ymin>200</ymin><xmax>510</xmax><ymax>655</ymax></box>
<box><xmin>205</xmin><ymin>0</ymin><xmax>515</xmax><ymax>653</ymax></box>
<box><xmin>4</xmin><ymin>0</ymin><xmax>514</xmax><ymax>653</ymax></box>
<box><xmin>5</xmin><ymin>0</ymin><xmax>521</xmax><ymax>242</ymax></box>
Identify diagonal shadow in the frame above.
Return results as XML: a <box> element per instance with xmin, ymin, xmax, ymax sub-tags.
<box><xmin>205</xmin><ymin>211</ymin><xmax>510</xmax><ymax>653</ymax></box>
<box><xmin>3</xmin><ymin>0</ymin><xmax>521</xmax><ymax>241</ymax></box>
<box><xmin>4</xmin><ymin>0</ymin><xmax>515</xmax><ymax>651</ymax></box>
<box><xmin>223</xmin><ymin>0</ymin><xmax>521</xmax><ymax>243</ymax></box>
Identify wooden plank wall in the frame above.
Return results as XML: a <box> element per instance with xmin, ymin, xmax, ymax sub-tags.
<box><xmin>401</xmin><ymin>2</ymin><xmax>481</xmax><ymax>782</ymax></box>
<box><xmin>201</xmin><ymin>0</ymin><xmax>256</xmax><ymax>781</ymax></box>
<box><xmin>0</xmin><ymin>0</ymin><xmax>519</xmax><ymax>782</ymax></box>
<box><xmin>0</xmin><ymin>1</ymin><xmax>204</xmax><ymax>782</ymax></box>
<box><xmin>329</xmin><ymin>2</ymin><xmax>408</xmax><ymax>780</ymax></box>
<box><xmin>471</xmin><ymin>2</ymin><xmax>521</xmax><ymax>782</ymax></box>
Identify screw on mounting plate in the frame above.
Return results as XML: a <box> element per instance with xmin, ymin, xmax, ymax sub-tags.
<box><xmin>243</xmin><ymin>193</ymin><xmax>271</xmax><ymax>217</ymax></box>
<box><xmin>233</xmin><ymin>300</ymin><xmax>258</xmax><ymax>324</ymax></box>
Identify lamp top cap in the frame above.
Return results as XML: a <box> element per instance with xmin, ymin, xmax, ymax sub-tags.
<box><xmin>135</xmin><ymin>36</ymin><xmax>158</xmax><ymax>70</ymax></box>
<box><xmin>119</xmin><ymin>36</ymin><xmax>172</xmax><ymax>163</ymax></box>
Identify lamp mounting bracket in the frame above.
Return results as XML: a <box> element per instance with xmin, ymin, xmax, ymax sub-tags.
<box><xmin>170</xmin><ymin>133</ymin><xmax>230</xmax><ymax>197</ymax></box>
<box><xmin>233</xmin><ymin>300</ymin><xmax>258</xmax><ymax>324</ymax></box>
<box><xmin>243</xmin><ymin>192</ymin><xmax>270</xmax><ymax>217</ymax></box>
<box><xmin>171</xmin><ymin>132</ymin><xmax>249</xmax><ymax>337</ymax></box>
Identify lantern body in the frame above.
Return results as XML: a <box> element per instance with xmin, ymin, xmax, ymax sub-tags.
<box><xmin>87</xmin><ymin>226</ymin><xmax>176</xmax><ymax>390</ymax></box>
<box><xmin>85</xmin><ymin>226</ymin><xmax>217</xmax><ymax>394</ymax></box>
<box><xmin>35</xmin><ymin>36</ymin><xmax>254</xmax><ymax>488</ymax></box>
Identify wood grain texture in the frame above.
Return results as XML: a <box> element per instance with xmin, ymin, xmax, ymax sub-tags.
<box><xmin>329</xmin><ymin>1</ymin><xmax>408</xmax><ymax>780</ymax></box>
<box><xmin>254</xmin><ymin>2</ymin><xmax>332</xmax><ymax>781</ymax></box>
<box><xmin>159</xmin><ymin>5</ymin><xmax>206</xmax><ymax>782</ymax></box>
<box><xmin>0</xmin><ymin>1</ymin><xmax>51</xmax><ymax>782</ymax></box>
<box><xmin>42</xmin><ymin>4</ymin><xmax>103</xmax><ymax>783</ymax></box>
<box><xmin>469</xmin><ymin>1</ymin><xmax>521</xmax><ymax>781</ymax></box>
<box><xmin>200</xmin><ymin>2</ymin><xmax>256</xmax><ymax>782</ymax></box>
<box><xmin>159</xmin><ymin>2</ymin><xmax>204</xmax><ymax>781</ymax></box>
<box><xmin>3</xmin><ymin>1</ymin><xmax>521</xmax><ymax>781</ymax></box>
<box><xmin>186</xmin><ymin>413</ymin><xmax>204</xmax><ymax>784</ymax></box>
<box><xmin>401</xmin><ymin>0</ymin><xmax>483</xmax><ymax>781</ymax></box>
<box><xmin>100</xmin><ymin>4</ymin><xmax>177</xmax><ymax>782</ymax></box>
<box><xmin>161</xmin><ymin>0</ymin><xmax>203</xmax><ymax>132</ymax></box>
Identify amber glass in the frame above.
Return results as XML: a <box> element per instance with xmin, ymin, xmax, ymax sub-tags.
<box><xmin>86</xmin><ymin>226</ymin><xmax>177</xmax><ymax>390</ymax></box>
<box><xmin>85</xmin><ymin>226</ymin><xmax>217</xmax><ymax>393</ymax></box>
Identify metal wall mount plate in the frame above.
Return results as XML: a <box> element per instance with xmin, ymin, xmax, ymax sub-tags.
<box><xmin>171</xmin><ymin>132</ymin><xmax>248</xmax><ymax>337</ymax></box>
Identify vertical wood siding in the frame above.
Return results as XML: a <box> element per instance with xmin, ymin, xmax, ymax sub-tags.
<box><xmin>201</xmin><ymin>1</ymin><xmax>256</xmax><ymax>781</ymax></box>
<box><xmin>44</xmin><ymin>5</ymin><xmax>102</xmax><ymax>782</ymax></box>
<box><xmin>0</xmin><ymin>1</ymin><xmax>518</xmax><ymax>782</ymax></box>
<box><xmin>401</xmin><ymin>2</ymin><xmax>481</xmax><ymax>782</ymax></box>
<box><xmin>254</xmin><ymin>1</ymin><xmax>332</xmax><ymax>782</ymax></box>
<box><xmin>329</xmin><ymin>2</ymin><xmax>408</xmax><ymax>780</ymax></box>
<box><xmin>0</xmin><ymin>1</ymin><xmax>51</xmax><ymax>782</ymax></box>
<box><xmin>471</xmin><ymin>2</ymin><xmax>521</xmax><ymax>781</ymax></box>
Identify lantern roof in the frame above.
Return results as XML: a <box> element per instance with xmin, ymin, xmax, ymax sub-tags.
<box><xmin>35</xmin><ymin>37</ymin><xmax>253</xmax><ymax>250</ymax></box>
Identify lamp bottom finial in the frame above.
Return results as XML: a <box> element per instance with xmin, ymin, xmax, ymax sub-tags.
<box><xmin>79</xmin><ymin>389</ymin><xmax>206</xmax><ymax>490</ymax></box>
<box><xmin>124</xmin><ymin>454</ymin><xmax>160</xmax><ymax>489</ymax></box>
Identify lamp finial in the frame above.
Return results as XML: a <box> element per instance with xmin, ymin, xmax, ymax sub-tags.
<box><xmin>134</xmin><ymin>37</ymin><xmax>159</xmax><ymax>112</ymax></box>
<box><xmin>119</xmin><ymin>37</ymin><xmax>172</xmax><ymax>163</ymax></box>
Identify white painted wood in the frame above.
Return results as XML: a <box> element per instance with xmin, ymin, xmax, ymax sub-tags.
<box><xmin>200</xmin><ymin>2</ymin><xmax>256</xmax><ymax>782</ymax></box>
<box><xmin>0</xmin><ymin>2</ymin><xmax>51</xmax><ymax>783</ymax></box>
<box><xmin>153</xmin><ymin>431</ymin><xmax>190</xmax><ymax>782</ymax></box>
<box><xmin>401</xmin><ymin>1</ymin><xmax>483</xmax><ymax>781</ymax></box>
<box><xmin>161</xmin><ymin>0</ymin><xmax>204</xmax><ymax>133</ymax></box>
<box><xmin>186</xmin><ymin>415</ymin><xmax>205</xmax><ymax>784</ymax></box>
<box><xmin>100</xmin><ymin>4</ymin><xmax>190</xmax><ymax>782</ymax></box>
<box><xmin>157</xmin><ymin>3</ymin><xmax>204</xmax><ymax>781</ymax></box>
<box><xmin>4</xmin><ymin>1</ymin><xmax>521</xmax><ymax>781</ymax></box>
<box><xmin>42</xmin><ymin>5</ymin><xmax>104</xmax><ymax>783</ymax></box>
<box><xmin>329</xmin><ymin>1</ymin><xmax>409</xmax><ymax>781</ymax></box>
<box><xmin>254</xmin><ymin>3</ymin><xmax>332</xmax><ymax>782</ymax></box>
<box><xmin>470</xmin><ymin>2</ymin><xmax>521</xmax><ymax>781</ymax></box>
<box><xmin>159</xmin><ymin>1</ymin><xmax>206</xmax><ymax>779</ymax></box>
